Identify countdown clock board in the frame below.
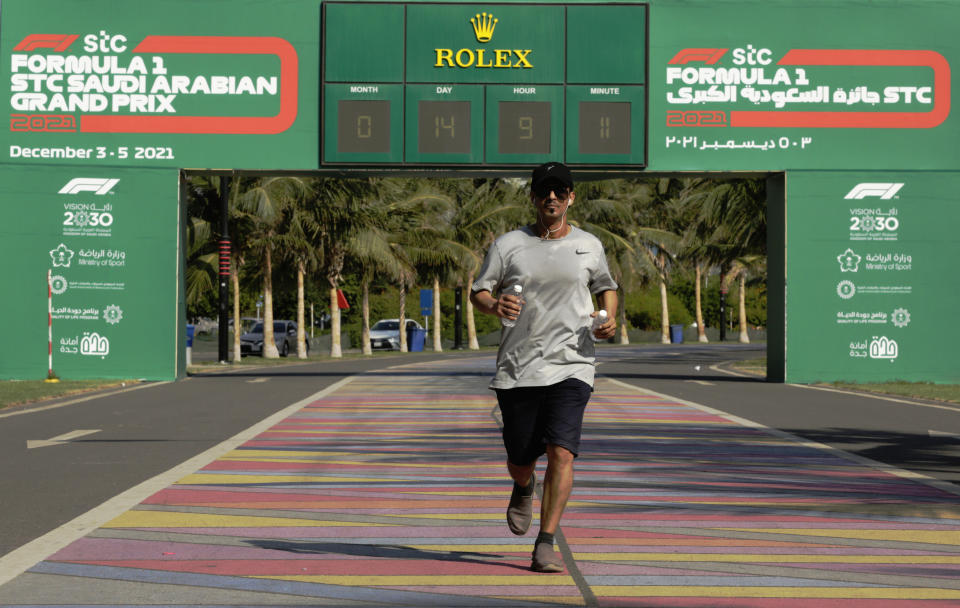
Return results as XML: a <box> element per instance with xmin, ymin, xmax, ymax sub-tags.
<box><xmin>321</xmin><ymin>2</ymin><xmax>647</xmax><ymax>167</ymax></box>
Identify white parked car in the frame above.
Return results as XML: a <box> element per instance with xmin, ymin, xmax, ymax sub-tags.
<box><xmin>369</xmin><ymin>318</ymin><xmax>425</xmax><ymax>350</ymax></box>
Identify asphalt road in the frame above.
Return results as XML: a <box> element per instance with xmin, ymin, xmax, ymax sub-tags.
<box><xmin>1</xmin><ymin>343</ymin><xmax>958</xmax><ymax>562</ymax></box>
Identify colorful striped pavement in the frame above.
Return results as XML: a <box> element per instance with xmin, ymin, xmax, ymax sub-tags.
<box><xmin>2</xmin><ymin>355</ymin><xmax>960</xmax><ymax>606</ymax></box>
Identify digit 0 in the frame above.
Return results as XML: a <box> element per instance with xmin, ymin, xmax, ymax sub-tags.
<box><xmin>357</xmin><ymin>115</ymin><xmax>372</xmax><ymax>139</ymax></box>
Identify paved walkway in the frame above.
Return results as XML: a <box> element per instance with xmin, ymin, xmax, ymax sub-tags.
<box><xmin>2</xmin><ymin>356</ymin><xmax>960</xmax><ymax>606</ymax></box>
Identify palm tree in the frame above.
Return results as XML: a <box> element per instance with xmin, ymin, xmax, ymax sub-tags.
<box><xmin>305</xmin><ymin>176</ymin><xmax>387</xmax><ymax>357</ymax></box>
<box><xmin>236</xmin><ymin>176</ymin><xmax>310</xmax><ymax>358</ymax></box>
<box><xmin>671</xmin><ymin>177</ymin><xmax>718</xmax><ymax>343</ymax></box>
<box><xmin>347</xmin><ymin>183</ymin><xmax>415</xmax><ymax>356</ymax></box>
<box><xmin>725</xmin><ymin>254</ymin><xmax>765</xmax><ymax>343</ymax></box>
<box><xmin>277</xmin><ymin>204</ymin><xmax>320</xmax><ymax>358</ymax></box>
<box><xmin>685</xmin><ymin>178</ymin><xmax>767</xmax><ymax>340</ymax></box>
<box><xmin>629</xmin><ymin>178</ymin><xmax>691</xmax><ymax>343</ymax></box>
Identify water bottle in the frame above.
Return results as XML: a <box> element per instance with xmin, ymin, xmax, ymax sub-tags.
<box><xmin>501</xmin><ymin>285</ymin><xmax>524</xmax><ymax>328</ymax></box>
<box><xmin>590</xmin><ymin>310</ymin><xmax>608</xmax><ymax>341</ymax></box>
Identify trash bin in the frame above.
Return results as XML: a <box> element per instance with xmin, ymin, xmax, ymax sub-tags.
<box><xmin>669</xmin><ymin>324</ymin><xmax>684</xmax><ymax>344</ymax></box>
<box><xmin>408</xmin><ymin>328</ymin><xmax>426</xmax><ymax>352</ymax></box>
<box><xmin>185</xmin><ymin>324</ymin><xmax>196</xmax><ymax>366</ymax></box>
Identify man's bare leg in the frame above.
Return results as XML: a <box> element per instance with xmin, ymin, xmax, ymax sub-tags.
<box><xmin>531</xmin><ymin>444</ymin><xmax>573</xmax><ymax>572</ymax></box>
<box><xmin>539</xmin><ymin>444</ymin><xmax>574</xmax><ymax>533</ymax></box>
<box><xmin>508</xmin><ymin>460</ymin><xmax>536</xmax><ymax>487</ymax></box>
<box><xmin>506</xmin><ymin>460</ymin><xmax>537</xmax><ymax>536</ymax></box>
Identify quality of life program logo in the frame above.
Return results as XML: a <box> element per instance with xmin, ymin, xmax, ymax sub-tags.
<box><xmin>9</xmin><ymin>30</ymin><xmax>298</xmax><ymax>136</ymax></box>
<box><xmin>663</xmin><ymin>46</ymin><xmax>949</xmax><ymax>147</ymax></box>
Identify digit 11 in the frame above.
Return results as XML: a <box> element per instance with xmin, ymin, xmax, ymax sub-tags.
<box><xmin>599</xmin><ymin>116</ymin><xmax>611</xmax><ymax>140</ymax></box>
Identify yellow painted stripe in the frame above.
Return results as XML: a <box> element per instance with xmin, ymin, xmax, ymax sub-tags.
<box><xmin>590</xmin><ymin>587</ymin><xmax>960</xmax><ymax>599</ymax></box>
<box><xmin>104</xmin><ymin>511</ymin><xmax>388</xmax><ymax>528</ymax></box>
<box><xmin>176</xmin><ymin>474</ymin><xmax>393</xmax><ymax>485</ymax></box>
<box><xmin>572</xmin><ymin>552</ymin><xmax>960</xmax><ymax>564</ymax></box>
<box><xmin>720</xmin><ymin>528</ymin><xmax>960</xmax><ymax>545</ymax></box>
<box><xmin>496</xmin><ymin>597</ymin><xmax>584</xmax><ymax>605</ymax></box>
<box><xmin>254</xmin><ymin>575</ymin><xmax>576</xmax><ymax>585</ymax></box>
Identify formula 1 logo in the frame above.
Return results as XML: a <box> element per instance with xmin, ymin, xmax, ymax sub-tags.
<box><xmin>59</xmin><ymin>178</ymin><xmax>120</xmax><ymax>195</ymax></box>
<box><xmin>13</xmin><ymin>34</ymin><xmax>79</xmax><ymax>52</ymax></box>
<box><xmin>844</xmin><ymin>183</ymin><xmax>904</xmax><ymax>200</ymax></box>
<box><xmin>668</xmin><ymin>48</ymin><xmax>728</xmax><ymax>65</ymax></box>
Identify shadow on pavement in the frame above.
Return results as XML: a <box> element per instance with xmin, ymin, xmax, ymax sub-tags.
<box><xmin>245</xmin><ymin>539</ymin><xmax>531</xmax><ymax>571</ymax></box>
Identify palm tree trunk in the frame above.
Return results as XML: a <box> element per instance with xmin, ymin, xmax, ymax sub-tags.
<box><xmin>231</xmin><ymin>252</ymin><xmax>242</xmax><ymax>362</ymax></box>
<box><xmin>361</xmin><ymin>279</ymin><xmax>372</xmax><ymax>355</ymax></box>
<box><xmin>432</xmin><ymin>276</ymin><xmax>442</xmax><ymax>353</ymax></box>
<box><xmin>398</xmin><ymin>282</ymin><xmax>408</xmax><ymax>352</ymax></box>
<box><xmin>618</xmin><ymin>287</ymin><xmax>629</xmax><ymax>344</ymax></box>
<box><xmin>329</xmin><ymin>285</ymin><xmax>342</xmax><ymax>358</ymax></box>
<box><xmin>695</xmin><ymin>262</ymin><xmax>708</xmax><ymax>343</ymax></box>
<box><xmin>738</xmin><ymin>272</ymin><xmax>750</xmax><ymax>344</ymax></box>
<box><xmin>262</xmin><ymin>245</ymin><xmax>279</xmax><ymax>358</ymax></box>
<box><xmin>466</xmin><ymin>271</ymin><xmax>479</xmax><ymax>350</ymax></box>
<box><xmin>659</xmin><ymin>275</ymin><xmax>670</xmax><ymax>344</ymax></box>
<box><xmin>296</xmin><ymin>259</ymin><xmax>307</xmax><ymax>358</ymax></box>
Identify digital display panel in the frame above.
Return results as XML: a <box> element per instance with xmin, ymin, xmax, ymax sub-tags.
<box><xmin>337</xmin><ymin>100</ymin><xmax>392</xmax><ymax>154</ymax></box>
<box><xmin>498</xmin><ymin>101</ymin><xmax>551</xmax><ymax>155</ymax></box>
<box><xmin>418</xmin><ymin>100</ymin><xmax>472</xmax><ymax>154</ymax></box>
<box><xmin>579</xmin><ymin>101</ymin><xmax>631</xmax><ymax>155</ymax></box>
<box><xmin>322</xmin><ymin>3</ymin><xmax>648</xmax><ymax>167</ymax></box>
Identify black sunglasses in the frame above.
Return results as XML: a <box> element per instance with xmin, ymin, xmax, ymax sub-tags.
<box><xmin>532</xmin><ymin>183</ymin><xmax>571</xmax><ymax>200</ymax></box>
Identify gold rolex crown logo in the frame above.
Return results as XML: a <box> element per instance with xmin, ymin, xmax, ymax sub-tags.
<box><xmin>471</xmin><ymin>12</ymin><xmax>498</xmax><ymax>43</ymax></box>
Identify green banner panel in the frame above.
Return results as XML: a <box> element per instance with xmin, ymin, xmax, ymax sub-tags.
<box><xmin>324</xmin><ymin>3</ymin><xmax>405</xmax><ymax>83</ymax></box>
<box><xmin>404</xmin><ymin>84</ymin><xmax>484</xmax><ymax>163</ymax></box>
<box><xmin>567</xmin><ymin>5</ymin><xmax>646</xmax><ymax>84</ymax></box>
<box><xmin>406</xmin><ymin>4</ymin><xmax>564</xmax><ymax>84</ymax></box>
<box><xmin>1</xmin><ymin>0</ymin><xmax>318</xmax><ymax>169</ymax></box>
<box><xmin>0</xmin><ymin>165</ymin><xmax>181</xmax><ymax>380</ymax></box>
<box><xmin>786</xmin><ymin>171</ymin><xmax>960</xmax><ymax>384</ymax></box>
<box><xmin>485</xmin><ymin>85</ymin><xmax>564</xmax><ymax>165</ymax></box>
<box><xmin>648</xmin><ymin>0</ymin><xmax>959</xmax><ymax>171</ymax></box>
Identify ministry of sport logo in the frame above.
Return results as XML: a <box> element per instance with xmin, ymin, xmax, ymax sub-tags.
<box><xmin>59</xmin><ymin>178</ymin><xmax>119</xmax><ymax>195</ymax></box>
<box><xmin>844</xmin><ymin>183</ymin><xmax>903</xmax><ymax>200</ymax></box>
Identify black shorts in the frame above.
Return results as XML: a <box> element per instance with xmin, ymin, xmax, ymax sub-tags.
<box><xmin>495</xmin><ymin>378</ymin><xmax>592</xmax><ymax>465</ymax></box>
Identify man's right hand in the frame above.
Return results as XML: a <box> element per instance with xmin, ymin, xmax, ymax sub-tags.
<box><xmin>498</xmin><ymin>293</ymin><xmax>524</xmax><ymax>321</ymax></box>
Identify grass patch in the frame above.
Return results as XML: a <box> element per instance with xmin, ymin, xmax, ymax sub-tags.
<box><xmin>828</xmin><ymin>382</ymin><xmax>960</xmax><ymax>405</ymax></box>
<box><xmin>0</xmin><ymin>379</ymin><xmax>137</xmax><ymax>410</ymax></box>
<box><xmin>730</xmin><ymin>359</ymin><xmax>960</xmax><ymax>404</ymax></box>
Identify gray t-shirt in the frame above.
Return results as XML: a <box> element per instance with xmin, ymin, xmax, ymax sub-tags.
<box><xmin>472</xmin><ymin>225</ymin><xmax>618</xmax><ymax>389</ymax></box>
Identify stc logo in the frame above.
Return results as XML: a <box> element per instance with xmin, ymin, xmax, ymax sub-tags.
<box><xmin>844</xmin><ymin>183</ymin><xmax>904</xmax><ymax>200</ymax></box>
<box><xmin>59</xmin><ymin>178</ymin><xmax>119</xmax><ymax>195</ymax></box>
